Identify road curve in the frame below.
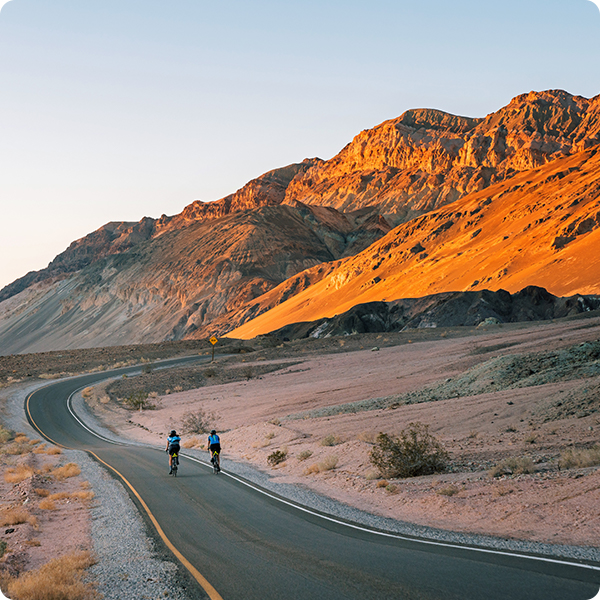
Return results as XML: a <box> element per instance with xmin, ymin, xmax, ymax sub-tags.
<box><xmin>25</xmin><ymin>358</ymin><xmax>600</xmax><ymax>600</ymax></box>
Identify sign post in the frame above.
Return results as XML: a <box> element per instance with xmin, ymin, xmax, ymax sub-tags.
<box><xmin>209</xmin><ymin>336</ymin><xmax>218</xmax><ymax>362</ymax></box>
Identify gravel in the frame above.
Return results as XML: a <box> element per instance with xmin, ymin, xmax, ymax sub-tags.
<box><xmin>2</xmin><ymin>377</ymin><xmax>598</xmax><ymax>600</ymax></box>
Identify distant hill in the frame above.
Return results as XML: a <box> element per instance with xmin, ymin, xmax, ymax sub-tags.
<box><xmin>2</xmin><ymin>89</ymin><xmax>600</xmax><ymax>353</ymax></box>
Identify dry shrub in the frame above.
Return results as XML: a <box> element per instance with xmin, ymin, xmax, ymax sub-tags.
<box><xmin>173</xmin><ymin>385</ymin><xmax>183</xmax><ymax>393</ymax></box>
<box><xmin>71</xmin><ymin>491</ymin><xmax>94</xmax><ymax>502</ymax></box>
<box><xmin>489</xmin><ymin>456</ymin><xmax>535</xmax><ymax>478</ymax></box>
<box><xmin>49</xmin><ymin>492</ymin><xmax>71</xmax><ymax>501</ymax></box>
<box><xmin>264</xmin><ymin>432</ymin><xmax>275</xmax><ymax>440</ymax></box>
<box><xmin>46</xmin><ymin>447</ymin><xmax>62</xmax><ymax>455</ymax></box>
<box><xmin>23</xmin><ymin>540</ymin><xmax>41</xmax><ymax>547</ymax></box>
<box><xmin>39</xmin><ymin>498</ymin><xmax>57</xmax><ymax>511</ymax></box>
<box><xmin>4</xmin><ymin>439</ymin><xmax>33</xmax><ymax>456</ymax></box>
<box><xmin>33</xmin><ymin>488</ymin><xmax>50</xmax><ymax>497</ymax></box>
<box><xmin>303</xmin><ymin>463</ymin><xmax>321</xmax><ymax>475</ymax></box>
<box><xmin>320</xmin><ymin>434</ymin><xmax>342</xmax><ymax>447</ymax></box>
<box><xmin>79</xmin><ymin>481</ymin><xmax>91</xmax><ymax>489</ymax></box>
<box><xmin>437</xmin><ymin>485</ymin><xmax>459</xmax><ymax>497</ymax></box>
<box><xmin>181</xmin><ymin>409</ymin><xmax>215</xmax><ymax>435</ymax></box>
<box><xmin>51</xmin><ymin>463</ymin><xmax>81</xmax><ymax>481</ymax></box>
<box><xmin>370</xmin><ymin>423</ymin><xmax>449</xmax><ymax>479</ymax></box>
<box><xmin>81</xmin><ymin>387</ymin><xmax>94</xmax><ymax>399</ymax></box>
<box><xmin>357</xmin><ymin>431</ymin><xmax>377</xmax><ymax>444</ymax></box>
<box><xmin>7</xmin><ymin>551</ymin><xmax>98</xmax><ymax>600</ymax></box>
<box><xmin>493</xmin><ymin>484</ymin><xmax>514</xmax><ymax>498</ymax></box>
<box><xmin>318</xmin><ymin>455</ymin><xmax>338</xmax><ymax>472</ymax></box>
<box><xmin>386</xmin><ymin>484</ymin><xmax>399</xmax><ymax>494</ymax></box>
<box><xmin>365</xmin><ymin>470</ymin><xmax>379</xmax><ymax>481</ymax></box>
<box><xmin>297</xmin><ymin>450</ymin><xmax>313</xmax><ymax>461</ymax></box>
<box><xmin>182</xmin><ymin>436</ymin><xmax>201</xmax><ymax>449</ymax></box>
<box><xmin>36</xmin><ymin>464</ymin><xmax>53</xmax><ymax>475</ymax></box>
<box><xmin>268</xmin><ymin>418</ymin><xmax>281</xmax><ymax>426</ymax></box>
<box><xmin>376</xmin><ymin>480</ymin><xmax>389</xmax><ymax>488</ymax></box>
<box><xmin>14</xmin><ymin>435</ymin><xmax>29</xmax><ymax>444</ymax></box>
<box><xmin>0</xmin><ymin>507</ymin><xmax>37</xmax><ymax>528</ymax></box>
<box><xmin>0</xmin><ymin>425</ymin><xmax>14</xmax><ymax>444</ymax></box>
<box><xmin>5</xmin><ymin>465</ymin><xmax>34</xmax><ymax>483</ymax></box>
<box><xmin>32</xmin><ymin>444</ymin><xmax>48</xmax><ymax>454</ymax></box>
<box><xmin>559</xmin><ymin>445</ymin><xmax>600</xmax><ymax>470</ymax></box>
<box><xmin>267</xmin><ymin>449</ymin><xmax>287</xmax><ymax>466</ymax></box>
<box><xmin>28</xmin><ymin>439</ymin><xmax>41</xmax><ymax>446</ymax></box>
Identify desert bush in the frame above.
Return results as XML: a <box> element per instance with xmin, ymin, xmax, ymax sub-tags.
<box><xmin>265</xmin><ymin>432</ymin><xmax>275</xmax><ymax>440</ymax></box>
<box><xmin>51</xmin><ymin>463</ymin><xmax>81</xmax><ymax>481</ymax></box>
<box><xmin>376</xmin><ymin>480</ymin><xmax>389</xmax><ymax>488</ymax></box>
<box><xmin>39</xmin><ymin>498</ymin><xmax>57</xmax><ymax>511</ymax></box>
<box><xmin>559</xmin><ymin>445</ymin><xmax>600</xmax><ymax>470</ymax></box>
<box><xmin>318</xmin><ymin>455</ymin><xmax>338</xmax><ymax>471</ymax></box>
<box><xmin>267</xmin><ymin>449</ymin><xmax>288</xmax><ymax>466</ymax></box>
<box><xmin>489</xmin><ymin>456</ymin><xmax>535</xmax><ymax>478</ymax></box>
<box><xmin>369</xmin><ymin>423</ymin><xmax>449</xmax><ymax>479</ymax></box>
<box><xmin>181</xmin><ymin>409</ymin><xmax>215</xmax><ymax>435</ymax></box>
<box><xmin>33</xmin><ymin>488</ymin><xmax>50</xmax><ymax>497</ymax></box>
<box><xmin>81</xmin><ymin>387</ymin><xmax>94</xmax><ymax>399</ymax></box>
<box><xmin>182</xmin><ymin>436</ymin><xmax>201</xmax><ymax>448</ymax></box>
<box><xmin>268</xmin><ymin>418</ymin><xmax>281</xmax><ymax>426</ymax></box>
<box><xmin>365</xmin><ymin>470</ymin><xmax>379</xmax><ymax>480</ymax></box>
<box><xmin>32</xmin><ymin>444</ymin><xmax>48</xmax><ymax>454</ymax></box>
<box><xmin>505</xmin><ymin>425</ymin><xmax>518</xmax><ymax>433</ymax></box>
<box><xmin>141</xmin><ymin>363</ymin><xmax>154</xmax><ymax>374</ymax></box>
<box><xmin>297</xmin><ymin>450</ymin><xmax>313</xmax><ymax>461</ymax></box>
<box><xmin>0</xmin><ymin>424</ymin><xmax>14</xmax><ymax>444</ymax></box>
<box><xmin>303</xmin><ymin>463</ymin><xmax>321</xmax><ymax>475</ymax></box>
<box><xmin>357</xmin><ymin>431</ymin><xmax>377</xmax><ymax>444</ymax></box>
<box><xmin>320</xmin><ymin>434</ymin><xmax>342</xmax><ymax>447</ymax></box>
<box><xmin>7</xmin><ymin>551</ymin><xmax>98</xmax><ymax>600</ymax></box>
<box><xmin>0</xmin><ymin>540</ymin><xmax>6</xmax><ymax>559</ymax></box>
<box><xmin>173</xmin><ymin>385</ymin><xmax>183</xmax><ymax>393</ymax></box>
<box><xmin>524</xmin><ymin>434</ymin><xmax>537</xmax><ymax>444</ymax></box>
<box><xmin>5</xmin><ymin>465</ymin><xmax>34</xmax><ymax>483</ymax></box>
<box><xmin>241</xmin><ymin>366</ymin><xmax>254</xmax><ymax>380</ymax></box>
<box><xmin>45</xmin><ymin>446</ymin><xmax>62</xmax><ymax>455</ymax></box>
<box><xmin>386</xmin><ymin>484</ymin><xmax>399</xmax><ymax>494</ymax></box>
<box><xmin>0</xmin><ymin>507</ymin><xmax>37</xmax><ymax>528</ymax></box>
<box><xmin>437</xmin><ymin>485</ymin><xmax>459</xmax><ymax>497</ymax></box>
<box><xmin>125</xmin><ymin>390</ymin><xmax>152</xmax><ymax>411</ymax></box>
<box><xmin>204</xmin><ymin>368</ymin><xmax>217</xmax><ymax>378</ymax></box>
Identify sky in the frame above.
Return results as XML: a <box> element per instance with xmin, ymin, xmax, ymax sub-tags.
<box><xmin>0</xmin><ymin>0</ymin><xmax>599</xmax><ymax>290</ymax></box>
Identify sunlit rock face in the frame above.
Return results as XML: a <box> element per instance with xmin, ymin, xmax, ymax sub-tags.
<box><xmin>283</xmin><ymin>90</ymin><xmax>600</xmax><ymax>224</ymax></box>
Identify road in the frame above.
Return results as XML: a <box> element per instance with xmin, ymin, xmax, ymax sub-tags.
<box><xmin>25</xmin><ymin>357</ymin><xmax>600</xmax><ymax>600</ymax></box>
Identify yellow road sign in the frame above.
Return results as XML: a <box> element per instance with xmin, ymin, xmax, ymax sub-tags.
<box><xmin>209</xmin><ymin>336</ymin><xmax>218</xmax><ymax>345</ymax></box>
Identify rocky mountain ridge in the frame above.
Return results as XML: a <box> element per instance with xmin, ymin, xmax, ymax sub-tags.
<box><xmin>2</xmin><ymin>89</ymin><xmax>600</xmax><ymax>352</ymax></box>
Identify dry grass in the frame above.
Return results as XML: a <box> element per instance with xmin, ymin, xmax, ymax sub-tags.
<box><xmin>71</xmin><ymin>491</ymin><xmax>95</xmax><ymax>502</ymax></box>
<box><xmin>6</xmin><ymin>551</ymin><xmax>98</xmax><ymax>600</ymax></box>
<box><xmin>32</xmin><ymin>444</ymin><xmax>48</xmax><ymax>454</ymax></box>
<box><xmin>304</xmin><ymin>455</ymin><xmax>339</xmax><ymax>475</ymax></box>
<box><xmin>559</xmin><ymin>445</ymin><xmax>600</xmax><ymax>470</ymax></box>
<box><xmin>365</xmin><ymin>470</ymin><xmax>379</xmax><ymax>480</ymax></box>
<box><xmin>182</xmin><ymin>436</ymin><xmax>202</xmax><ymax>449</ymax></box>
<box><xmin>45</xmin><ymin>447</ymin><xmax>62</xmax><ymax>455</ymax></box>
<box><xmin>357</xmin><ymin>431</ymin><xmax>377</xmax><ymax>444</ymax></box>
<box><xmin>376</xmin><ymin>480</ymin><xmax>389</xmax><ymax>488</ymax></box>
<box><xmin>489</xmin><ymin>456</ymin><xmax>535</xmax><ymax>478</ymax></box>
<box><xmin>5</xmin><ymin>465</ymin><xmax>34</xmax><ymax>483</ymax></box>
<box><xmin>51</xmin><ymin>463</ymin><xmax>81</xmax><ymax>481</ymax></box>
<box><xmin>33</xmin><ymin>488</ymin><xmax>50</xmax><ymax>497</ymax></box>
<box><xmin>297</xmin><ymin>450</ymin><xmax>313</xmax><ymax>461</ymax></box>
<box><xmin>0</xmin><ymin>507</ymin><xmax>38</xmax><ymax>528</ymax></box>
<box><xmin>437</xmin><ymin>485</ymin><xmax>460</xmax><ymax>497</ymax></box>
<box><xmin>39</xmin><ymin>498</ymin><xmax>57</xmax><ymax>511</ymax></box>
<box><xmin>82</xmin><ymin>387</ymin><xmax>94</xmax><ymax>399</ymax></box>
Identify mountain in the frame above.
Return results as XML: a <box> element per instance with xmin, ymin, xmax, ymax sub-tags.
<box><xmin>227</xmin><ymin>145</ymin><xmax>600</xmax><ymax>339</ymax></box>
<box><xmin>0</xmin><ymin>203</ymin><xmax>389</xmax><ymax>354</ymax></box>
<box><xmin>2</xmin><ymin>89</ymin><xmax>600</xmax><ymax>353</ymax></box>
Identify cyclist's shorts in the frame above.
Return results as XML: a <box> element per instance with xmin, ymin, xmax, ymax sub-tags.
<box><xmin>209</xmin><ymin>443</ymin><xmax>221</xmax><ymax>454</ymax></box>
<box><xmin>168</xmin><ymin>444</ymin><xmax>180</xmax><ymax>456</ymax></box>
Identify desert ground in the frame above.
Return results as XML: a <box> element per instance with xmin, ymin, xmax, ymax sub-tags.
<box><xmin>80</xmin><ymin>315</ymin><xmax>600</xmax><ymax>550</ymax></box>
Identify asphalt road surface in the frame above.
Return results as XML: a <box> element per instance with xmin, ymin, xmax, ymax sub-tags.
<box><xmin>25</xmin><ymin>357</ymin><xmax>600</xmax><ymax>600</ymax></box>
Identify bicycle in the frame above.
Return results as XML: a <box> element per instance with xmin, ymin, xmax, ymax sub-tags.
<box><xmin>170</xmin><ymin>451</ymin><xmax>179</xmax><ymax>477</ymax></box>
<box><xmin>210</xmin><ymin>450</ymin><xmax>220</xmax><ymax>474</ymax></box>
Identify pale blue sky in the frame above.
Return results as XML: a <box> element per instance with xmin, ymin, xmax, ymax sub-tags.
<box><xmin>0</xmin><ymin>0</ymin><xmax>598</xmax><ymax>289</ymax></box>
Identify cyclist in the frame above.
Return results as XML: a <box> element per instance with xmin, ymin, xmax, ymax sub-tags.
<box><xmin>207</xmin><ymin>429</ymin><xmax>221</xmax><ymax>472</ymax></box>
<box><xmin>166</xmin><ymin>430</ymin><xmax>181</xmax><ymax>474</ymax></box>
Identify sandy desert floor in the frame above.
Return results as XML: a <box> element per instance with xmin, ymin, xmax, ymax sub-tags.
<box><xmin>84</xmin><ymin>316</ymin><xmax>600</xmax><ymax>549</ymax></box>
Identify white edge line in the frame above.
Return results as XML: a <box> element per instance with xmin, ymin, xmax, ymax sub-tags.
<box><xmin>64</xmin><ymin>382</ymin><xmax>600</xmax><ymax>575</ymax></box>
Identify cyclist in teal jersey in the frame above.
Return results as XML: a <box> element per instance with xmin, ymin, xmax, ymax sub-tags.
<box><xmin>208</xmin><ymin>430</ymin><xmax>221</xmax><ymax>472</ymax></box>
<box><xmin>166</xmin><ymin>430</ymin><xmax>181</xmax><ymax>474</ymax></box>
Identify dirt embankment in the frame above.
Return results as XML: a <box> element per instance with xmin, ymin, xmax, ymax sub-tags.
<box><xmin>83</xmin><ymin>316</ymin><xmax>600</xmax><ymax>549</ymax></box>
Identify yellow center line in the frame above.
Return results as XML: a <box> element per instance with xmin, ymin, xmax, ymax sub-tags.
<box><xmin>26</xmin><ymin>390</ymin><xmax>224</xmax><ymax>600</ymax></box>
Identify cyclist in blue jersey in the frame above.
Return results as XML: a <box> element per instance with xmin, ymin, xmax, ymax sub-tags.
<box><xmin>166</xmin><ymin>430</ymin><xmax>181</xmax><ymax>474</ymax></box>
<box><xmin>207</xmin><ymin>429</ymin><xmax>221</xmax><ymax>472</ymax></box>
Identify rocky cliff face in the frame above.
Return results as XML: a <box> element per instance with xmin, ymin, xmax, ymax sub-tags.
<box><xmin>228</xmin><ymin>145</ymin><xmax>600</xmax><ymax>339</ymax></box>
<box><xmin>283</xmin><ymin>90</ymin><xmax>600</xmax><ymax>223</ymax></box>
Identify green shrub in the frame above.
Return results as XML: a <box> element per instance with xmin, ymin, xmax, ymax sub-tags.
<box><xmin>125</xmin><ymin>390</ymin><xmax>151</xmax><ymax>410</ymax></box>
<box><xmin>297</xmin><ymin>450</ymin><xmax>313</xmax><ymax>461</ymax></box>
<box><xmin>369</xmin><ymin>423</ymin><xmax>449</xmax><ymax>478</ymax></box>
<box><xmin>0</xmin><ymin>540</ymin><xmax>6</xmax><ymax>559</ymax></box>
<box><xmin>320</xmin><ymin>434</ymin><xmax>342</xmax><ymax>447</ymax></box>
<box><xmin>267</xmin><ymin>449</ymin><xmax>288</xmax><ymax>466</ymax></box>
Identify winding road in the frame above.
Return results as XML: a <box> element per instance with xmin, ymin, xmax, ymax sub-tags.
<box><xmin>24</xmin><ymin>358</ymin><xmax>600</xmax><ymax>600</ymax></box>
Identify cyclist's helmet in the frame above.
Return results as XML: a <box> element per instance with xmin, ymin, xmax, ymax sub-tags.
<box><xmin>170</xmin><ymin>430</ymin><xmax>177</xmax><ymax>436</ymax></box>
<box><xmin>210</xmin><ymin>430</ymin><xmax>216</xmax><ymax>435</ymax></box>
